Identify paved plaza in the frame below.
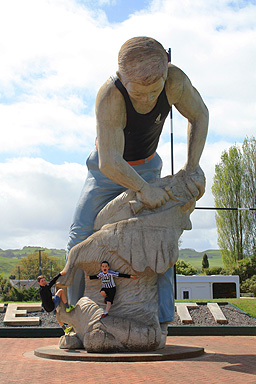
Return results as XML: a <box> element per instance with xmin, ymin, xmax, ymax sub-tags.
<box><xmin>0</xmin><ymin>336</ymin><xmax>256</xmax><ymax>384</ymax></box>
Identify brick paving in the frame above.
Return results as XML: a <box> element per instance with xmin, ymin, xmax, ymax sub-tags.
<box><xmin>0</xmin><ymin>336</ymin><xmax>256</xmax><ymax>384</ymax></box>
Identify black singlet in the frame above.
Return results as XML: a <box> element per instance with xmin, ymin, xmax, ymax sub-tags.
<box><xmin>113</xmin><ymin>76</ymin><xmax>171</xmax><ymax>161</ymax></box>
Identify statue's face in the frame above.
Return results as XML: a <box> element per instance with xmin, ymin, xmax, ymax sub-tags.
<box><xmin>125</xmin><ymin>77</ymin><xmax>165</xmax><ymax>106</ymax></box>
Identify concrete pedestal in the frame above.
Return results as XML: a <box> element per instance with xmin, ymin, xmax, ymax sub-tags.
<box><xmin>34</xmin><ymin>343</ymin><xmax>204</xmax><ymax>362</ymax></box>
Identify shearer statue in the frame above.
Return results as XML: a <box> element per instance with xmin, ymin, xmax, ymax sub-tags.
<box><xmin>66</xmin><ymin>36</ymin><xmax>208</xmax><ymax>334</ymax></box>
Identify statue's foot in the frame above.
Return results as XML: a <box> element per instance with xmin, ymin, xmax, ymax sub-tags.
<box><xmin>59</xmin><ymin>333</ymin><xmax>83</xmax><ymax>349</ymax></box>
<box><xmin>158</xmin><ymin>322</ymin><xmax>170</xmax><ymax>349</ymax></box>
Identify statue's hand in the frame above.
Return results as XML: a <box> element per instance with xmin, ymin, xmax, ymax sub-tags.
<box><xmin>179</xmin><ymin>165</ymin><xmax>205</xmax><ymax>200</ymax></box>
<box><xmin>173</xmin><ymin>166</ymin><xmax>205</xmax><ymax>212</ymax></box>
<box><xmin>136</xmin><ymin>184</ymin><xmax>170</xmax><ymax>209</ymax></box>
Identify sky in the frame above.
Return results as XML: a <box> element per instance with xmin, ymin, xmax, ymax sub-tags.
<box><xmin>0</xmin><ymin>0</ymin><xmax>256</xmax><ymax>253</ymax></box>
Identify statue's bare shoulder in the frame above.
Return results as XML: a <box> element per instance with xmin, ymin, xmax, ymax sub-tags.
<box><xmin>166</xmin><ymin>64</ymin><xmax>208</xmax><ymax>120</ymax></box>
<box><xmin>96</xmin><ymin>77</ymin><xmax>126</xmax><ymax>131</ymax></box>
<box><xmin>165</xmin><ymin>64</ymin><xmax>185</xmax><ymax>103</ymax></box>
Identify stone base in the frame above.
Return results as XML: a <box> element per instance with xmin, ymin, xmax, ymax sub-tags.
<box><xmin>34</xmin><ymin>343</ymin><xmax>204</xmax><ymax>362</ymax></box>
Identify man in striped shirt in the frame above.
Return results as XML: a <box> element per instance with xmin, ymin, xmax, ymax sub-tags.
<box><xmin>86</xmin><ymin>261</ymin><xmax>137</xmax><ymax>318</ymax></box>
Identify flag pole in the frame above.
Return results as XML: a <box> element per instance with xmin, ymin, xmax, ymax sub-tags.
<box><xmin>168</xmin><ymin>48</ymin><xmax>177</xmax><ymax>300</ymax></box>
<box><xmin>168</xmin><ymin>48</ymin><xmax>174</xmax><ymax>176</ymax></box>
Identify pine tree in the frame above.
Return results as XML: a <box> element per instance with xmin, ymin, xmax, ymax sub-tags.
<box><xmin>202</xmin><ymin>253</ymin><xmax>209</xmax><ymax>269</ymax></box>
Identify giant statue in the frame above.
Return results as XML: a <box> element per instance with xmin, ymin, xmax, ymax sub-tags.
<box><xmin>57</xmin><ymin>36</ymin><xmax>208</xmax><ymax>352</ymax></box>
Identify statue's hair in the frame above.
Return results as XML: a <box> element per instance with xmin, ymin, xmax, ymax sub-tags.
<box><xmin>118</xmin><ymin>37</ymin><xmax>168</xmax><ymax>85</ymax></box>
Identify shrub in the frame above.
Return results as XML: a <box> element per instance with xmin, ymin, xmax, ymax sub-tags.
<box><xmin>176</xmin><ymin>260</ymin><xmax>198</xmax><ymax>275</ymax></box>
<box><xmin>228</xmin><ymin>257</ymin><xmax>256</xmax><ymax>283</ymax></box>
<box><xmin>204</xmin><ymin>266</ymin><xmax>226</xmax><ymax>275</ymax></box>
<box><xmin>240</xmin><ymin>276</ymin><xmax>256</xmax><ymax>296</ymax></box>
<box><xmin>3</xmin><ymin>287</ymin><xmax>40</xmax><ymax>302</ymax></box>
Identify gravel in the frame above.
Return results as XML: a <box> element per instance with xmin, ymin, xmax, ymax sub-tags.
<box><xmin>1</xmin><ymin>303</ymin><xmax>256</xmax><ymax>328</ymax></box>
<box><xmin>171</xmin><ymin>303</ymin><xmax>256</xmax><ymax>327</ymax></box>
<box><xmin>0</xmin><ymin>309</ymin><xmax>59</xmax><ymax>328</ymax></box>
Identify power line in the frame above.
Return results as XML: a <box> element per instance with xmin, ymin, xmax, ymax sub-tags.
<box><xmin>195</xmin><ymin>207</ymin><xmax>256</xmax><ymax>211</ymax></box>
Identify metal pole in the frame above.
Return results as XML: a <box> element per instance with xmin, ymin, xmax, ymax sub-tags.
<box><xmin>168</xmin><ymin>48</ymin><xmax>174</xmax><ymax>176</ymax></box>
<box><xmin>39</xmin><ymin>250</ymin><xmax>42</xmax><ymax>275</ymax></box>
<box><xmin>18</xmin><ymin>266</ymin><xmax>20</xmax><ymax>288</ymax></box>
<box><xmin>168</xmin><ymin>48</ymin><xmax>177</xmax><ymax>299</ymax></box>
<box><xmin>50</xmin><ymin>260</ymin><xmax>52</xmax><ymax>279</ymax></box>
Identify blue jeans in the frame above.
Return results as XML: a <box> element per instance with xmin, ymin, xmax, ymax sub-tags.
<box><xmin>52</xmin><ymin>294</ymin><xmax>61</xmax><ymax>309</ymax></box>
<box><xmin>66</xmin><ymin>149</ymin><xmax>174</xmax><ymax>322</ymax></box>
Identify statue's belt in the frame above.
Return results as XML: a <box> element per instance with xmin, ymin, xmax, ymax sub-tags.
<box><xmin>127</xmin><ymin>152</ymin><xmax>155</xmax><ymax>165</ymax></box>
<box><xmin>95</xmin><ymin>140</ymin><xmax>155</xmax><ymax>166</ymax></box>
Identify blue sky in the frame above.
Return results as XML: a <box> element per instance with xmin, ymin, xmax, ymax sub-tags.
<box><xmin>81</xmin><ymin>0</ymin><xmax>151</xmax><ymax>23</ymax></box>
<box><xmin>0</xmin><ymin>0</ymin><xmax>256</xmax><ymax>252</ymax></box>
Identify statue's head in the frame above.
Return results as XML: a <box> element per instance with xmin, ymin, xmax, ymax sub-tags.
<box><xmin>117</xmin><ymin>37</ymin><xmax>168</xmax><ymax>86</ymax></box>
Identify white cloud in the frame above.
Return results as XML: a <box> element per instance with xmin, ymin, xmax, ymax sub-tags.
<box><xmin>0</xmin><ymin>99</ymin><xmax>96</xmax><ymax>155</ymax></box>
<box><xmin>0</xmin><ymin>0</ymin><xmax>256</xmax><ymax>251</ymax></box>
<box><xmin>0</xmin><ymin>158</ymin><xmax>87</xmax><ymax>249</ymax></box>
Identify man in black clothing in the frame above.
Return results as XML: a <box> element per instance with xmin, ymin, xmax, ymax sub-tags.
<box><xmin>37</xmin><ymin>271</ymin><xmax>74</xmax><ymax>333</ymax></box>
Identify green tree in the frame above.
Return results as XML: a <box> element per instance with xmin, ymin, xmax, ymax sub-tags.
<box><xmin>0</xmin><ymin>274</ymin><xmax>11</xmax><ymax>295</ymax></box>
<box><xmin>228</xmin><ymin>256</ymin><xmax>256</xmax><ymax>283</ymax></box>
<box><xmin>202</xmin><ymin>253</ymin><xmax>209</xmax><ymax>270</ymax></box>
<box><xmin>176</xmin><ymin>260</ymin><xmax>198</xmax><ymax>275</ymax></box>
<box><xmin>240</xmin><ymin>276</ymin><xmax>256</xmax><ymax>296</ymax></box>
<box><xmin>11</xmin><ymin>251</ymin><xmax>64</xmax><ymax>280</ymax></box>
<box><xmin>242</xmin><ymin>138</ymin><xmax>256</xmax><ymax>255</ymax></box>
<box><xmin>212</xmin><ymin>137</ymin><xmax>256</xmax><ymax>267</ymax></box>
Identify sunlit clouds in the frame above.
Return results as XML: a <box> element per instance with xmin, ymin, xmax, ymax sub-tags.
<box><xmin>0</xmin><ymin>0</ymin><xmax>255</xmax><ymax>250</ymax></box>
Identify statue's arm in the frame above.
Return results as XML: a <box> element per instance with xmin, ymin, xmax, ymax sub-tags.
<box><xmin>96</xmin><ymin>79</ymin><xmax>171</xmax><ymax>209</ymax></box>
<box><xmin>166</xmin><ymin>66</ymin><xmax>209</xmax><ymax>201</ymax></box>
<box><xmin>96</xmin><ymin>79</ymin><xmax>146</xmax><ymax>192</ymax></box>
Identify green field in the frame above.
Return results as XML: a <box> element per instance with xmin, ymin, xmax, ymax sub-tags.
<box><xmin>0</xmin><ymin>247</ymin><xmax>66</xmax><ymax>277</ymax></box>
<box><xmin>0</xmin><ymin>256</ymin><xmax>21</xmax><ymax>277</ymax></box>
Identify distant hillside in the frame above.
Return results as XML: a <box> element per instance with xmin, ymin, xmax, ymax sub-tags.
<box><xmin>0</xmin><ymin>246</ymin><xmax>223</xmax><ymax>278</ymax></box>
<box><xmin>0</xmin><ymin>247</ymin><xmax>66</xmax><ymax>278</ymax></box>
<box><xmin>179</xmin><ymin>248</ymin><xmax>223</xmax><ymax>270</ymax></box>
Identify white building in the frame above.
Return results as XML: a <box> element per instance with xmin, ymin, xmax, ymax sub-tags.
<box><xmin>176</xmin><ymin>274</ymin><xmax>240</xmax><ymax>300</ymax></box>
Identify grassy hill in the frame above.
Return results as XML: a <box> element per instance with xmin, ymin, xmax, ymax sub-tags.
<box><xmin>0</xmin><ymin>246</ymin><xmax>223</xmax><ymax>278</ymax></box>
<box><xmin>0</xmin><ymin>247</ymin><xmax>66</xmax><ymax>278</ymax></box>
<box><xmin>179</xmin><ymin>248</ymin><xmax>223</xmax><ymax>270</ymax></box>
